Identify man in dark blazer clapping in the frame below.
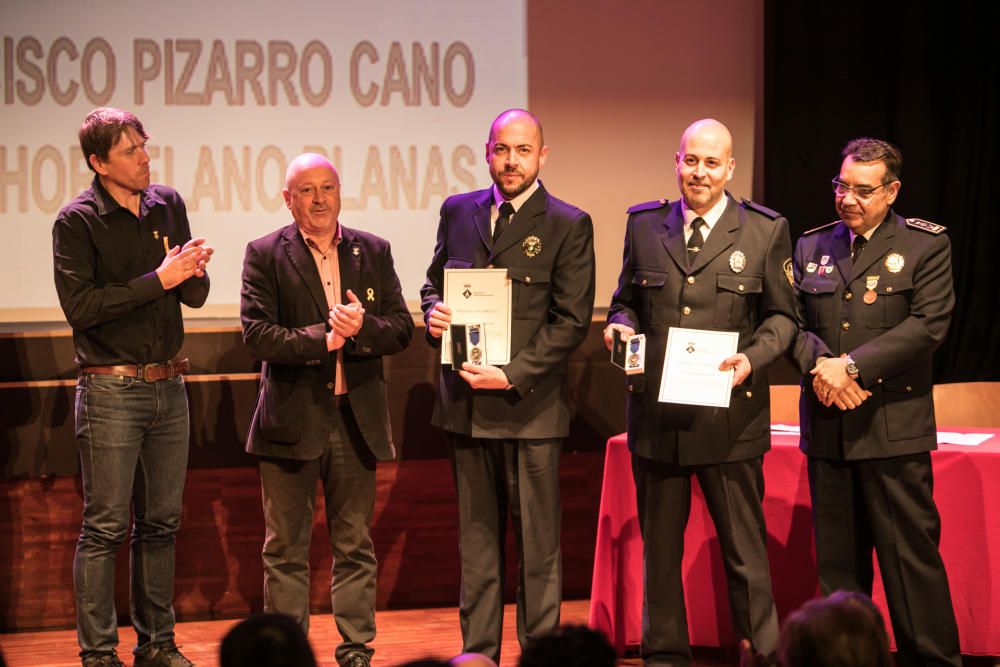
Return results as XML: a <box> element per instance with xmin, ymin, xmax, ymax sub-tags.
<box><xmin>420</xmin><ymin>109</ymin><xmax>595</xmax><ymax>662</ymax></box>
<box><xmin>241</xmin><ymin>153</ymin><xmax>413</xmax><ymax>667</ymax></box>
<box><xmin>606</xmin><ymin>119</ymin><xmax>797</xmax><ymax>665</ymax></box>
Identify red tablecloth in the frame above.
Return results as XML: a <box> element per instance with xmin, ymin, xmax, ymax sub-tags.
<box><xmin>588</xmin><ymin>429</ymin><xmax>1000</xmax><ymax>656</ymax></box>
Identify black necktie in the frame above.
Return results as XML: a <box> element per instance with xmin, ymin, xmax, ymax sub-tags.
<box><xmin>687</xmin><ymin>217</ymin><xmax>706</xmax><ymax>266</ymax></box>
<box><xmin>851</xmin><ymin>234</ymin><xmax>867</xmax><ymax>261</ymax></box>
<box><xmin>493</xmin><ymin>201</ymin><xmax>515</xmax><ymax>245</ymax></box>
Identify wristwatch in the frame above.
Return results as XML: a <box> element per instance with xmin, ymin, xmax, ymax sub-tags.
<box><xmin>845</xmin><ymin>355</ymin><xmax>860</xmax><ymax>380</ymax></box>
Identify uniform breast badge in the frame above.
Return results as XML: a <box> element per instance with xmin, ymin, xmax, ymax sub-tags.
<box><xmin>729</xmin><ymin>250</ymin><xmax>746</xmax><ymax>273</ymax></box>
<box><xmin>885</xmin><ymin>253</ymin><xmax>905</xmax><ymax>273</ymax></box>
<box><xmin>522</xmin><ymin>236</ymin><xmax>542</xmax><ymax>257</ymax></box>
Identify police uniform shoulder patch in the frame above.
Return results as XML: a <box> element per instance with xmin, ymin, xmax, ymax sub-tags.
<box><xmin>801</xmin><ymin>220</ymin><xmax>840</xmax><ymax>236</ymax></box>
<box><xmin>906</xmin><ymin>218</ymin><xmax>947</xmax><ymax>235</ymax></box>
<box><xmin>740</xmin><ymin>198</ymin><xmax>781</xmax><ymax>220</ymax></box>
<box><xmin>627</xmin><ymin>198</ymin><xmax>670</xmax><ymax>214</ymax></box>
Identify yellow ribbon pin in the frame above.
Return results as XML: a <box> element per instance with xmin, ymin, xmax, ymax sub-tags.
<box><xmin>366</xmin><ymin>288</ymin><xmax>375</xmax><ymax>301</ymax></box>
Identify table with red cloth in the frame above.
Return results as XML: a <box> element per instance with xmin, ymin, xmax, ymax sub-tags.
<box><xmin>588</xmin><ymin>428</ymin><xmax>1000</xmax><ymax>656</ymax></box>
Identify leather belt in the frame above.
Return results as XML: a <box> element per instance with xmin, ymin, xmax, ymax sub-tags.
<box><xmin>81</xmin><ymin>358</ymin><xmax>191</xmax><ymax>382</ymax></box>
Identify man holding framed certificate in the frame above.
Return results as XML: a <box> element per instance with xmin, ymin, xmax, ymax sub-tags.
<box><xmin>420</xmin><ymin>109</ymin><xmax>595</xmax><ymax>662</ymax></box>
<box><xmin>605</xmin><ymin>119</ymin><xmax>797</xmax><ymax>665</ymax></box>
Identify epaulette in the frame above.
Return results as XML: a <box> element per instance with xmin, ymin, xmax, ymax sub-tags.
<box><xmin>627</xmin><ymin>198</ymin><xmax>670</xmax><ymax>214</ymax></box>
<box><xmin>906</xmin><ymin>218</ymin><xmax>947</xmax><ymax>235</ymax></box>
<box><xmin>801</xmin><ymin>220</ymin><xmax>840</xmax><ymax>235</ymax></box>
<box><xmin>740</xmin><ymin>198</ymin><xmax>781</xmax><ymax>220</ymax></box>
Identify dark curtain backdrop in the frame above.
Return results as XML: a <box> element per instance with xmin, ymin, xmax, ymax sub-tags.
<box><xmin>763</xmin><ymin>1</ymin><xmax>999</xmax><ymax>382</ymax></box>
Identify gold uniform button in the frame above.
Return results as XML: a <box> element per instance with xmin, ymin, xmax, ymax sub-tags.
<box><xmin>886</xmin><ymin>286</ymin><xmax>894</xmax><ymax>293</ymax></box>
<box><xmin>525</xmin><ymin>276</ymin><xmax>532</xmax><ymax>284</ymax></box>
<box><xmin>641</xmin><ymin>278</ymin><xmax>648</xmax><ymax>286</ymax></box>
<box><xmin>746</xmin><ymin>391</ymin><xmax>752</xmax><ymax>398</ymax></box>
<box><xmin>682</xmin><ymin>306</ymin><xmax>692</xmax><ymax>316</ymax></box>
<box><xmin>877</xmin><ymin>378</ymin><xmax>883</xmax><ymax>384</ymax></box>
<box><xmin>686</xmin><ymin>276</ymin><xmax>695</xmax><ymax>285</ymax></box>
<box><xmin>326</xmin><ymin>382</ymin><xmax>334</xmax><ymax>390</ymax></box>
<box><xmin>738</xmin><ymin>284</ymin><xmax>745</xmax><ymax>292</ymax></box>
<box><xmin>844</xmin><ymin>291</ymin><xmax>853</xmax><ymax>301</ymax></box>
<box><xmin>627</xmin><ymin>384</ymin><xmax>636</xmax><ymax>393</ymax></box>
<box><xmin>906</xmin><ymin>385</ymin><xmax>912</xmax><ymax>392</ymax></box>
<box><xmin>841</xmin><ymin>321</ymin><xmax>850</xmax><ymax>331</ymax></box>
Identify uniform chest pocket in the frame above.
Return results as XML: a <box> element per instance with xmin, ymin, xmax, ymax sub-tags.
<box><xmin>508</xmin><ymin>267</ymin><xmax>552</xmax><ymax>314</ymax></box>
<box><xmin>632</xmin><ymin>268</ymin><xmax>669</xmax><ymax>325</ymax></box>
<box><xmin>715</xmin><ymin>274</ymin><xmax>762</xmax><ymax>328</ymax></box>
<box><xmin>866</xmin><ymin>276</ymin><xmax>913</xmax><ymax>329</ymax></box>
<box><xmin>799</xmin><ymin>275</ymin><xmax>839</xmax><ymax>329</ymax></box>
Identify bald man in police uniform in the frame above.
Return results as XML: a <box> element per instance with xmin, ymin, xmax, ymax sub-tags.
<box><xmin>792</xmin><ymin>137</ymin><xmax>960</xmax><ymax>667</ymax></box>
<box><xmin>606</xmin><ymin>119</ymin><xmax>797</xmax><ymax>665</ymax></box>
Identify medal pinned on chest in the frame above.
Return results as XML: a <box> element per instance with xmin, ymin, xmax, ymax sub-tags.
<box><xmin>729</xmin><ymin>250</ymin><xmax>746</xmax><ymax>273</ymax></box>
<box><xmin>863</xmin><ymin>275</ymin><xmax>879</xmax><ymax>304</ymax></box>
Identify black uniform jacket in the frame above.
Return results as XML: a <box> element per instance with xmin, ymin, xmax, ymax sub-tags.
<box><xmin>420</xmin><ymin>183</ymin><xmax>596</xmax><ymax>440</ymax></box>
<box><xmin>608</xmin><ymin>193</ymin><xmax>797</xmax><ymax>466</ymax></box>
<box><xmin>791</xmin><ymin>212</ymin><xmax>954</xmax><ymax>460</ymax></box>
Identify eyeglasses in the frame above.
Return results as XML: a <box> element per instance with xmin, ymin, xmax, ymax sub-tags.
<box><xmin>831</xmin><ymin>179</ymin><xmax>895</xmax><ymax>200</ymax></box>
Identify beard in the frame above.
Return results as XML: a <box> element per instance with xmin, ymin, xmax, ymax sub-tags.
<box><xmin>492</xmin><ymin>167</ymin><xmax>538</xmax><ymax>199</ymax></box>
<box><xmin>681</xmin><ymin>181</ymin><xmax>720</xmax><ymax>211</ymax></box>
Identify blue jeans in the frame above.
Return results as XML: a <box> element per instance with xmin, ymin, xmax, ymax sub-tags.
<box><xmin>73</xmin><ymin>373</ymin><xmax>190</xmax><ymax>659</ymax></box>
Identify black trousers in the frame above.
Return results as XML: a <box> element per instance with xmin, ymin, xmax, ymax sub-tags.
<box><xmin>632</xmin><ymin>453</ymin><xmax>779</xmax><ymax>667</ymax></box>
<box><xmin>450</xmin><ymin>435</ymin><xmax>562</xmax><ymax>663</ymax></box>
<box><xmin>808</xmin><ymin>452</ymin><xmax>961</xmax><ymax>667</ymax></box>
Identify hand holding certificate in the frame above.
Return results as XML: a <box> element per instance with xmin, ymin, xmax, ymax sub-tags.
<box><xmin>442</xmin><ymin>268</ymin><xmax>512</xmax><ymax>366</ymax></box>
<box><xmin>658</xmin><ymin>327</ymin><xmax>740</xmax><ymax>408</ymax></box>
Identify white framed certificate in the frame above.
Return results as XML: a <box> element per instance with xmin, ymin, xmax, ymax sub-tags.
<box><xmin>658</xmin><ymin>327</ymin><xmax>739</xmax><ymax>408</ymax></box>
<box><xmin>442</xmin><ymin>268</ymin><xmax>512</xmax><ymax>366</ymax></box>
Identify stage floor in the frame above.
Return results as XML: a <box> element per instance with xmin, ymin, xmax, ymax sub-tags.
<box><xmin>0</xmin><ymin>600</ymin><xmax>742</xmax><ymax>667</ymax></box>
<box><xmin>3</xmin><ymin>600</ymin><xmax>995</xmax><ymax>667</ymax></box>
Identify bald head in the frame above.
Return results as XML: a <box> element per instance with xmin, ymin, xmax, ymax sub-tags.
<box><xmin>285</xmin><ymin>152</ymin><xmax>337</xmax><ymax>189</ymax></box>
<box><xmin>488</xmin><ymin>108</ymin><xmax>544</xmax><ymax>146</ymax></box>
<box><xmin>675</xmin><ymin>118</ymin><xmax>736</xmax><ymax>214</ymax></box>
<box><xmin>678</xmin><ymin>118</ymin><xmax>733</xmax><ymax>156</ymax></box>
<box><xmin>486</xmin><ymin>108</ymin><xmax>548</xmax><ymax>199</ymax></box>
<box><xmin>283</xmin><ymin>152</ymin><xmax>341</xmax><ymax>237</ymax></box>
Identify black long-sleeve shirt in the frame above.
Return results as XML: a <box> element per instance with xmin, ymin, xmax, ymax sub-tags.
<box><xmin>53</xmin><ymin>177</ymin><xmax>209</xmax><ymax>366</ymax></box>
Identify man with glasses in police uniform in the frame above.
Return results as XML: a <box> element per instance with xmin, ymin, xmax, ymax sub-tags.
<box><xmin>791</xmin><ymin>137</ymin><xmax>960</xmax><ymax>667</ymax></box>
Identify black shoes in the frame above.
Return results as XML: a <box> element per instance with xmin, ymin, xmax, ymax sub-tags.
<box><xmin>133</xmin><ymin>644</ymin><xmax>195</xmax><ymax>667</ymax></box>
<box><xmin>82</xmin><ymin>652</ymin><xmax>125</xmax><ymax>667</ymax></box>
<box><xmin>343</xmin><ymin>651</ymin><xmax>372</xmax><ymax>667</ymax></box>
